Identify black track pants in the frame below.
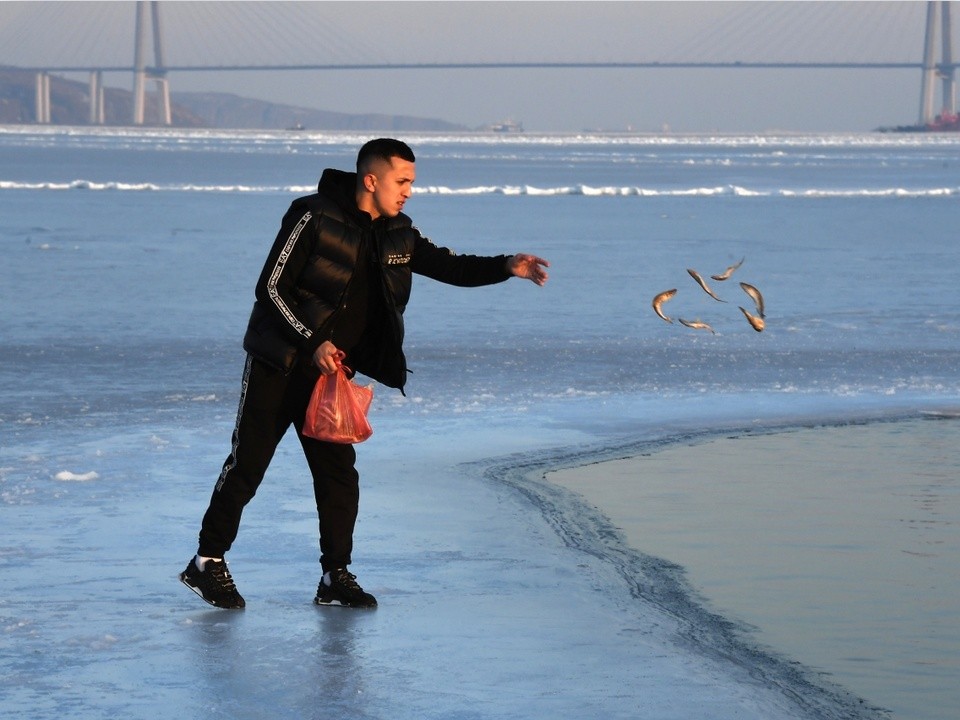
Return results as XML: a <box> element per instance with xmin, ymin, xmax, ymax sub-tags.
<box><xmin>197</xmin><ymin>355</ymin><xmax>360</xmax><ymax>572</ymax></box>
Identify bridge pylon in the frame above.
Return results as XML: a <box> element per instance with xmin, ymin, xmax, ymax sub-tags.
<box><xmin>133</xmin><ymin>0</ymin><xmax>171</xmax><ymax>126</ymax></box>
<box><xmin>34</xmin><ymin>72</ymin><xmax>50</xmax><ymax>123</ymax></box>
<box><xmin>919</xmin><ymin>0</ymin><xmax>957</xmax><ymax>124</ymax></box>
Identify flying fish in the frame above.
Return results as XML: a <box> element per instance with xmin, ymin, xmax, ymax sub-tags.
<box><xmin>651</xmin><ymin>288</ymin><xmax>677</xmax><ymax>323</ymax></box>
<box><xmin>739</xmin><ymin>306</ymin><xmax>765</xmax><ymax>332</ymax></box>
<box><xmin>687</xmin><ymin>268</ymin><xmax>727</xmax><ymax>303</ymax></box>
<box><xmin>739</xmin><ymin>282</ymin><xmax>765</xmax><ymax>318</ymax></box>
<box><xmin>711</xmin><ymin>257</ymin><xmax>745</xmax><ymax>281</ymax></box>
<box><xmin>678</xmin><ymin>318</ymin><xmax>716</xmax><ymax>334</ymax></box>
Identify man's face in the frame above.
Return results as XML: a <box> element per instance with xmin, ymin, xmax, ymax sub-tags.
<box><xmin>365</xmin><ymin>157</ymin><xmax>416</xmax><ymax>219</ymax></box>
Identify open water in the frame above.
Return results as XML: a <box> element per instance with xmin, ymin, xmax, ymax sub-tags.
<box><xmin>1</xmin><ymin>127</ymin><xmax>959</xmax><ymax>719</ymax></box>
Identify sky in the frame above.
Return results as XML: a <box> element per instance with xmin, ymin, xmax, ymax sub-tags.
<box><xmin>0</xmin><ymin>1</ymin><xmax>949</xmax><ymax>133</ymax></box>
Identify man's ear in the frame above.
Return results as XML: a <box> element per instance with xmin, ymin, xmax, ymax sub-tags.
<box><xmin>362</xmin><ymin>173</ymin><xmax>377</xmax><ymax>193</ymax></box>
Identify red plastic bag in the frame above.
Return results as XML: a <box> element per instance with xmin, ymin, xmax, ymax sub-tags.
<box><xmin>303</xmin><ymin>366</ymin><xmax>373</xmax><ymax>444</ymax></box>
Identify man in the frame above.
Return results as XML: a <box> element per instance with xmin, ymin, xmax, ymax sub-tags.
<box><xmin>180</xmin><ymin>138</ymin><xmax>549</xmax><ymax>609</ymax></box>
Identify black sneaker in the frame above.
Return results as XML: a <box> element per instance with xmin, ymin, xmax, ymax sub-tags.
<box><xmin>179</xmin><ymin>557</ymin><xmax>245</xmax><ymax>609</ymax></box>
<box><xmin>314</xmin><ymin>568</ymin><xmax>377</xmax><ymax>608</ymax></box>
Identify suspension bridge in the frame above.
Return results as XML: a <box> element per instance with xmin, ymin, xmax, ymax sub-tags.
<box><xmin>3</xmin><ymin>1</ymin><xmax>958</xmax><ymax>130</ymax></box>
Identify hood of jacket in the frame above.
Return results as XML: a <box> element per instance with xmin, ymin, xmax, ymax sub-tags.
<box><xmin>317</xmin><ymin>168</ymin><xmax>369</xmax><ymax>226</ymax></box>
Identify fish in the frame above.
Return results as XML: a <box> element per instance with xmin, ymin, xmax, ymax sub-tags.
<box><xmin>739</xmin><ymin>282</ymin><xmax>765</xmax><ymax>318</ymax></box>
<box><xmin>710</xmin><ymin>257</ymin><xmax>745</xmax><ymax>281</ymax></box>
<box><xmin>739</xmin><ymin>306</ymin><xmax>765</xmax><ymax>332</ymax></box>
<box><xmin>678</xmin><ymin>318</ymin><xmax>716</xmax><ymax>334</ymax></box>
<box><xmin>651</xmin><ymin>288</ymin><xmax>677</xmax><ymax>323</ymax></box>
<box><xmin>687</xmin><ymin>268</ymin><xmax>727</xmax><ymax>302</ymax></box>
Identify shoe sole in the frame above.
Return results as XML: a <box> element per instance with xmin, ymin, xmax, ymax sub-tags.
<box><xmin>180</xmin><ymin>572</ymin><xmax>245</xmax><ymax>610</ymax></box>
<box><xmin>313</xmin><ymin>597</ymin><xmax>377</xmax><ymax>609</ymax></box>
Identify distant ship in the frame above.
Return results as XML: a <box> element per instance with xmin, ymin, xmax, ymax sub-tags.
<box><xmin>483</xmin><ymin>120</ymin><xmax>524</xmax><ymax>133</ymax></box>
<box><xmin>879</xmin><ymin>112</ymin><xmax>960</xmax><ymax>133</ymax></box>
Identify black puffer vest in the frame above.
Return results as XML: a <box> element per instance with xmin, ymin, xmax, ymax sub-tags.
<box><xmin>242</xmin><ymin>169</ymin><xmax>512</xmax><ymax>393</ymax></box>
<box><xmin>243</xmin><ymin>169</ymin><xmax>415</xmax><ymax>390</ymax></box>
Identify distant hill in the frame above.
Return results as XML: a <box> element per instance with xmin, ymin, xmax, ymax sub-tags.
<box><xmin>0</xmin><ymin>69</ymin><xmax>466</xmax><ymax>131</ymax></box>
<box><xmin>172</xmin><ymin>91</ymin><xmax>468</xmax><ymax>132</ymax></box>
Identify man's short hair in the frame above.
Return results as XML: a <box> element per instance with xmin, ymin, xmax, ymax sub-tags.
<box><xmin>357</xmin><ymin>138</ymin><xmax>416</xmax><ymax>174</ymax></box>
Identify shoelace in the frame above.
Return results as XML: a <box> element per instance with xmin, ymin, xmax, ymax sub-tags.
<box><xmin>209</xmin><ymin>563</ymin><xmax>239</xmax><ymax>592</ymax></box>
<box><xmin>334</xmin><ymin>570</ymin><xmax>361</xmax><ymax>591</ymax></box>
<box><xmin>339</xmin><ymin>571</ymin><xmax>359</xmax><ymax>588</ymax></box>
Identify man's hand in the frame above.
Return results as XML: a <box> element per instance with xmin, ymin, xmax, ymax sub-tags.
<box><xmin>313</xmin><ymin>341</ymin><xmax>344</xmax><ymax>375</ymax></box>
<box><xmin>507</xmin><ymin>253</ymin><xmax>550</xmax><ymax>286</ymax></box>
